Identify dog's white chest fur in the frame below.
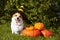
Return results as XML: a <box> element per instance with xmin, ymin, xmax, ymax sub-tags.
<box><xmin>11</xmin><ymin>18</ymin><xmax>24</xmax><ymax>34</ymax></box>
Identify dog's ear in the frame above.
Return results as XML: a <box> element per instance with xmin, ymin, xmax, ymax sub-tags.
<box><xmin>20</xmin><ymin>12</ymin><xmax>32</xmax><ymax>24</ymax></box>
<box><xmin>11</xmin><ymin>10</ymin><xmax>17</xmax><ymax>17</ymax></box>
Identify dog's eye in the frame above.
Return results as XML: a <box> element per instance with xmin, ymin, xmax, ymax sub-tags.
<box><xmin>15</xmin><ymin>15</ymin><xmax>17</xmax><ymax>16</ymax></box>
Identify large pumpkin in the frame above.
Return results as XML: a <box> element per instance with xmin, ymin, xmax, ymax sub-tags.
<box><xmin>41</xmin><ymin>30</ymin><xmax>53</xmax><ymax>37</ymax></box>
<box><xmin>34</xmin><ymin>22</ymin><xmax>44</xmax><ymax>30</ymax></box>
<box><xmin>22</xmin><ymin>29</ymin><xmax>41</xmax><ymax>37</ymax></box>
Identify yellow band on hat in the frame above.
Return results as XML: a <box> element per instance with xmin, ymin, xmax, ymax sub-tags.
<box><xmin>20</xmin><ymin>6</ymin><xmax>24</xmax><ymax>9</ymax></box>
<box><xmin>18</xmin><ymin>9</ymin><xmax>24</xmax><ymax>12</ymax></box>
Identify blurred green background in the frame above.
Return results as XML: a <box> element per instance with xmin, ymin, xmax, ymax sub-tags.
<box><xmin>0</xmin><ymin>0</ymin><xmax>60</xmax><ymax>28</ymax></box>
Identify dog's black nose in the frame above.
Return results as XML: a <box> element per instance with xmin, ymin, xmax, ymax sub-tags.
<box><xmin>17</xmin><ymin>17</ymin><xmax>19</xmax><ymax>19</ymax></box>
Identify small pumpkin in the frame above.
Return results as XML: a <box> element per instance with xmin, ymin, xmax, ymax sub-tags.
<box><xmin>22</xmin><ymin>29</ymin><xmax>41</xmax><ymax>37</ymax></box>
<box><xmin>41</xmin><ymin>30</ymin><xmax>53</xmax><ymax>37</ymax></box>
<box><xmin>25</xmin><ymin>25</ymin><xmax>34</xmax><ymax>30</ymax></box>
<box><xmin>34</xmin><ymin>22</ymin><xmax>44</xmax><ymax>30</ymax></box>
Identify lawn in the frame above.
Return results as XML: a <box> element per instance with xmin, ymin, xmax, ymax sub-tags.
<box><xmin>0</xmin><ymin>23</ymin><xmax>60</xmax><ymax>40</ymax></box>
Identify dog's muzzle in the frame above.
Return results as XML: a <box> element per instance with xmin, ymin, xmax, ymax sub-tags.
<box><xmin>16</xmin><ymin>17</ymin><xmax>21</xmax><ymax>23</ymax></box>
<box><xmin>17</xmin><ymin>17</ymin><xmax>20</xmax><ymax>21</ymax></box>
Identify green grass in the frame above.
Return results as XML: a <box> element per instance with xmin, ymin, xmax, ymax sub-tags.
<box><xmin>0</xmin><ymin>23</ymin><xmax>60</xmax><ymax>40</ymax></box>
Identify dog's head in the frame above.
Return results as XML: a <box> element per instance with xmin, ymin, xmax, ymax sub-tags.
<box><xmin>11</xmin><ymin>11</ymin><xmax>24</xmax><ymax>23</ymax></box>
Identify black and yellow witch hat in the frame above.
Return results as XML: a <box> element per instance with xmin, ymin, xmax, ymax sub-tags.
<box><xmin>18</xmin><ymin>4</ymin><xmax>24</xmax><ymax>12</ymax></box>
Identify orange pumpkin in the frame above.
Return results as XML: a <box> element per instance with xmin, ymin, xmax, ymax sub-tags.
<box><xmin>22</xmin><ymin>29</ymin><xmax>41</xmax><ymax>37</ymax></box>
<box><xmin>34</xmin><ymin>22</ymin><xmax>44</xmax><ymax>30</ymax></box>
<box><xmin>25</xmin><ymin>25</ymin><xmax>34</xmax><ymax>30</ymax></box>
<box><xmin>41</xmin><ymin>30</ymin><xmax>53</xmax><ymax>37</ymax></box>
